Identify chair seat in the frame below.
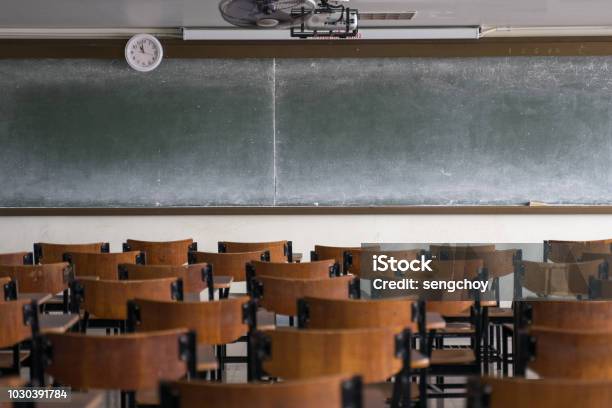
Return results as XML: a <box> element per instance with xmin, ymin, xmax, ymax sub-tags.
<box><xmin>431</xmin><ymin>349</ymin><xmax>476</xmax><ymax>365</ymax></box>
<box><xmin>363</xmin><ymin>382</ymin><xmax>420</xmax><ymax>407</ymax></box>
<box><xmin>197</xmin><ymin>344</ymin><xmax>219</xmax><ymax>372</ymax></box>
<box><xmin>439</xmin><ymin>322</ymin><xmax>474</xmax><ymax>334</ymax></box>
<box><xmin>0</xmin><ymin>350</ymin><xmax>28</xmax><ymax>369</ymax></box>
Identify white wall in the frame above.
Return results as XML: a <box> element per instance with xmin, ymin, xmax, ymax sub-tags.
<box><xmin>1</xmin><ymin>214</ymin><xmax>612</xmax><ymax>257</ymax></box>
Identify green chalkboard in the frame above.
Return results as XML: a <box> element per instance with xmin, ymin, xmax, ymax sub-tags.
<box><xmin>1</xmin><ymin>57</ymin><xmax>612</xmax><ymax>207</ymax></box>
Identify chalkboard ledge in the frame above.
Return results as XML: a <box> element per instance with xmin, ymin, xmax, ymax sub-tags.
<box><xmin>2</xmin><ymin>206</ymin><xmax>612</xmax><ymax>216</ymax></box>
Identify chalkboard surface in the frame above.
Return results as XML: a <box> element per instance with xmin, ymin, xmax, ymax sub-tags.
<box><xmin>0</xmin><ymin>59</ymin><xmax>274</xmax><ymax>207</ymax></box>
<box><xmin>1</xmin><ymin>57</ymin><xmax>612</xmax><ymax>207</ymax></box>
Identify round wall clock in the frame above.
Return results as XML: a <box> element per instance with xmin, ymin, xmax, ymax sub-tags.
<box><xmin>125</xmin><ymin>34</ymin><xmax>163</xmax><ymax>72</ymax></box>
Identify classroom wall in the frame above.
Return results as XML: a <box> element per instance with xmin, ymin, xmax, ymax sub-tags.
<box><xmin>1</xmin><ymin>214</ymin><xmax>612</xmax><ymax>256</ymax></box>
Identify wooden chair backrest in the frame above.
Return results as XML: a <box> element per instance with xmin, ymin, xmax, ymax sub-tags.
<box><xmin>125</xmin><ymin>238</ymin><xmax>194</xmax><ymax>266</ymax></box>
<box><xmin>581</xmin><ymin>251</ymin><xmax>612</xmax><ymax>265</ymax></box>
<box><xmin>529</xmin><ymin>327</ymin><xmax>612</xmax><ymax>379</ymax></box>
<box><xmin>120</xmin><ymin>263</ymin><xmax>207</xmax><ymax>293</ymax></box>
<box><xmin>46</xmin><ymin>330</ymin><xmax>189</xmax><ymax>390</ymax></box>
<box><xmin>433</xmin><ymin>248</ymin><xmax>517</xmax><ymax>279</ymax></box>
<box><xmin>132</xmin><ymin>296</ymin><xmax>248</xmax><ymax>345</ymax></box>
<box><xmin>482</xmin><ymin>377</ymin><xmax>612</xmax><ymax>408</ymax></box>
<box><xmin>220</xmin><ymin>241</ymin><xmax>288</xmax><ymax>262</ymax></box>
<box><xmin>547</xmin><ymin>239</ymin><xmax>612</xmax><ymax>263</ymax></box>
<box><xmin>301</xmin><ymin>297</ymin><xmax>416</xmax><ymax>332</ymax></box>
<box><xmin>191</xmin><ymin>251</ymin><xmax>266</xmax><ymax>282</ymax></box>
<box><xmin>0</xmin><ymin>252</ymin><xmax>32</xmax><ymax>266</ymax></box>
<box><xmin>80</xmin><ymin>277</ymin><xmax>178</xmax><ymax>320</ymax></box>
<box><xmin>312</xmin><ymin>245</ymin><xmax>379</xmax><ymax>273</ymax></box>
<box><xmin>68</xmin><ymin>251</ymin><xmax>141</xmax><ymax>280</ymax></box>
<box><xmin>35</xmin><ymin>242</ymin><xmax>107</xmax><ymax>264</ymax></box>
<box><xmin>249</xmin><ymin>260</ymin><xmax>336</xmax><ymax>280</ymax></box>
<box><xmin>167</xmin><ymin>375</ymin><xmax>348</xmax><ymax>408</ymax></box>
<box><xmin>0</xmin><ymin>263</ymin><xmax>70</xmax><ymax>294</ymax></box>
<box><xmin>426</xmin><ymin>301</ymin><xmax>473</xmax><ymax>316</ymax></box>
<box><xmin>262</xmin><ymin>327</ymin><xmax>401</xmax><ymax>383</ymax></box>
<box><xmin>256</xmin><ymin>276</ymin><xmax>353</xmax><ymax>316</ymax></box>
<box><xmin>522</xmin><ymin>260</ymin><xmax>603</xmax><ymax>296</ymax></box>
<box><xmin>0</xmin><ymin>299</ymin><xmax>31</xmax><ymax>348</ymax></box>
<box><xmin>353</xmin><ymin>249</ymin><xmax>421</xmax><ymax>278</ymax></box>
<box><xmin>526</xmin><ymin>300</ymin><xmax>612</xmax><ymax>330</ymax></box>
<box><xmin>430</xmin><ymin>244</ymin><xmax>496</xmax><ymax>259</ymax></box>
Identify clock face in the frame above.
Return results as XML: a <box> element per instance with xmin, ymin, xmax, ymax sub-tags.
<box><xmin>125</xmin><ymin>34</ymin><xmax>163</xmax><ymax>72</ymax></box>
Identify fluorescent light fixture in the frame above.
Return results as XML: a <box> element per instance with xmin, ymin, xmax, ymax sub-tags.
<box><xmin>481</xmin><ymin>25</ymin><xmax>612</xmax><ymax>37</ymax></box>
<box><xmin>182</xmin><ymin>26</ymin><xmax>480</xmax><ymax>40</ymax></box>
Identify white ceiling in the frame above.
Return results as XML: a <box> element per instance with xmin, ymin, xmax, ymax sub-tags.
<box><xmin>1</xmin><ymin>0</ymin><xmax>612</xmax><ymax>30</ymax></box>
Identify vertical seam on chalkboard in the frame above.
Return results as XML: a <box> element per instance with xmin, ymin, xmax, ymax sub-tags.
<box><xmin>273</xmin><ymin>58</ymin><xmax>277</xmax><ymax>205</ymax></box>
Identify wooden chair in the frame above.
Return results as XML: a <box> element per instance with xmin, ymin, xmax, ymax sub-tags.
<box><xmin>65</xmin><ymin>251</ymin><xmax>144</xmax><ymax>280</ymax></box>
<box><xmin>160</xmin><ymin>375</ymin><xmax>360</xmax><ymax>408</ymax></box>
<box><xmin>247</xmin><ymin>259</ymin><xmax>339</xmax><ymax>281</ymax></box>
<box><xmin>310</xmin><ymin>245</ymin><xmax>381</xmax><ymax>274</ymax></box>
<box><xmin>119</xmin><ymin>263</ymin><xmax>213</xmax><ymax>298</ymax></box>
<box><xmin>128</xmin><ymin>296</ymin><xmax>249</xmax><ymax>379</ymax></box>
<box><xmin>189</xmin><ymin>251</ymin><xmax>269</xmax><ymax>282</ymax></box>
<box><xmin>0</xmin><ymin>299</ymin><xmax>37</xmax><ymax>376</ymax></box>
<box><xmin>0</xmin><ymin>262</ymin><xmax>70</xmax><ymax>295</ymax></box>
<box><xmin>33</xmin><ymin>329</ymin><xmax>196</xmax><ymax>408</ymax></box>
<box><xmin>33</xmin><ymin>242</ymin><xmax>109</xmax><ymax>264</ymax></box>
<box><xmin>0</xmin><ymin>251</ymin><xmax>33</xmax><ymax>265</ymax></box>
<box><xmin>70</xmin><ymin>277</ymin><xmax>182</xmax><ymax>331</ymax></box>
<box><xmin>507</xmin><ymin>300</ymin><xmax>612</xmax><ymax>375</ymax></box>
<box><xmin>296</xmin><ymin>296</ymin><xmax>427</xmax><ymax>406</ymax></box>
<box><xmin>516</xmin><ymin>300</ymin><xmax>612</xmax><ymax>331</ymax></box>
<box><xmin>468</xmin><ymin>377</ymin><xmax>612</xmax><ymax>408</ymax></box>
<box><xmin>297</xmin><ymin>297</ymin><xmax>419</xmax><ymax>332</ymax></box>
<box><xmin>544</xmin><ymin>239</ymin><xmax>612</xmax><ymax>263</ymax></box>
<box><xmin>517</xmin><ymin>259</ymin><xmax>605</xmax><ymax>298</ymax></box>
<box><xmin>123</xmin><ymin>238</ymin><xmax>197</xmax><ymax>266</ymax></box>
<box><xmin>425</xmin><ymin>301</ymin><xmax>482</xmax><ymax>398</ymax></box>
<box><xmin>516</xmin><ymin>327</ymin><xmax>612</xmax><ymax>379</ymax></box>
<box><xmin>252</xmin><ymin>327</ymin><xmax>414</xmax><ymax>407</ymax></box>
<box><xmin>219</xmin><ymin>240</ymin><xmax>292</xmax><ymax>263</ymax></box>
<box><xmin>251</xmin><ymin>275</ymin><xmax>357</xmax><ymax>318</ymax></box>
<box><xmin>0</xmin><ymin>263</ymin><xmax>72</xmax><ymax>312</ymax></box>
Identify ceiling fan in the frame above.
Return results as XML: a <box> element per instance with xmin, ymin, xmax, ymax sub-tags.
<box><xmin>219</xmin><ymin>0</ymin><xmax>416</xmax><ymax>39</ymax></box>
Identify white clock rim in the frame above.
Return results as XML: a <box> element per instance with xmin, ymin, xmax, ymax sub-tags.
<box><xmin>125</xmin><ymin>34</ymin><xmax>163</xmax><ymax>72</ymax></box>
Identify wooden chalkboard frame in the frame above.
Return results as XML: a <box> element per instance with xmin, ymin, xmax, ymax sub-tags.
<box><xmin>3</xmin><ymin>37</ymin><xmax>612</xmax><ymax>214</ymax></box>
<box><xmin>1</xmin><ymin>206</ymin><xmax>612</xmax><ymax>215</ymax></box>
<box><xmin>3</xmin><ymin>36</ymin><xmax>612</xmax><ymax>59</ymax></box>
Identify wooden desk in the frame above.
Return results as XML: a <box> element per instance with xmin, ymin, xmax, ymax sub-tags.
<box><xmin>40</xmin><ymin>314</ymin><xmax>80</xmax><ymax>334</ymax></box>
<box><xmin>20</xmin><ymin>293</ymin><xmax>52</xmax><ymax>305</ymax></box>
